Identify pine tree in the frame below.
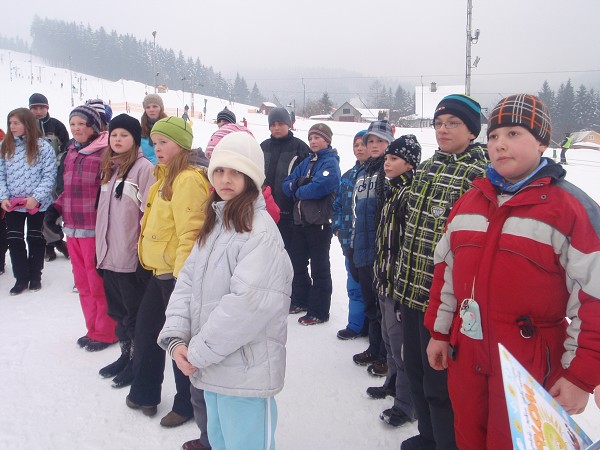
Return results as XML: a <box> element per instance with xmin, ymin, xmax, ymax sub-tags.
<box><xmin>317</xmin><ymin>92</ymin><xmax>334</xmax><ymax>115</ymax></box>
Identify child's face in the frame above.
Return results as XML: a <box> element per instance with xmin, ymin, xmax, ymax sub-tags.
<box><xmin>110</xmin><ymin>128</ymin><xmax>135</xmax><ymax>155</ymax></box>
<box><xmin>308</xmin><ymin>134</ymin><xmax>329</xmax><ymax>152</ymax></box>
<box><xmin>366</xmin><ymin>135</ymin><xmax>388</xmax><ymax>158</ymax></box>
<box><xmin>151</xmin><ymin>134</ymin><xmax>182</xmax><ymax>164</ymax></box>
<box><xmin>145</xmin><ymin>103</ymin><xmax>162</xmax><ymax>120</ymax></box>
<box><xmin>69</xmin><ymin>116</ymin><xmax>95</xmax><ymax>143</ymax></box>
<box><xmin>212</xmin><ymin>167</ymin><xmax>246</xmax><ymax>201</ymax></box>
<box><xmin>488</xmin><ymin>126</ymin><xmax>546</xmax><ymax>184</ymax></box>
<box><xmin>353</xmin><ymin>138</ymin><xmax>368</xmax><ymax>163</ymax></box>
<box><xmin>9</xmin><ymin>116</ymin><xmax>25</xmax><ymax>137</ymax></box>
<box><xmin>30</xmin><ymin>105</ymin><xmax>49</xmax><ymax>120</ymax></box>
<box><xmin>434</xmin><ymin>114</ymin><xmax>476</xmax><ymax>154</ymax></box>
<box><xmin>269</xmin><ymin>121</ymin><xmax>290</xmax><ymax>139</ymax></box>
<box><xmin>384</xmin><ymin>154</ymin><xmax>413</xmax><ymax>179</ymax></box>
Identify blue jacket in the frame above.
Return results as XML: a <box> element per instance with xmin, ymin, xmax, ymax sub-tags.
<box><xmin>332</xmin><ymin>161</ymin><xmax>362</xmax><ymax>253</ymax></box>
<box><xmin>282</xmin><ymin>147</ymin><xmax>341</xmax><ymax>225</ymax></box>
<box><xmin>352</xmin><ymin>156</ymin><xmax>385</xmax><ymax>268</ymax></box>
<box><xmin>0</xmin><ymin>136</ymin><xmax>57</xmax><ymax>211</ymax></box>
<box><xmin>141</xmin><ymin>136</ymin><xmax>158</xmax><ymax>165</ymax></box>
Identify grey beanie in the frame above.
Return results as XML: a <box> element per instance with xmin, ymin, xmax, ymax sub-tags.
<box><xmin>268</xmin><ymin>107</ymin><xmax>292</xmax><ymax>127</ymax></box>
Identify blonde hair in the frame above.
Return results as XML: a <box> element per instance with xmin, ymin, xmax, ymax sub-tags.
<box><xmin>160</xmin><ymin>150</ymin><xmax>192</xmax><ymax>201</ymax></box>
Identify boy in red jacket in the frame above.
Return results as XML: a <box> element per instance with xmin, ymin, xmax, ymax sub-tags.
<box><xmin>425</xmin><ymin>94</ymin><xmax>600</xmax><ymax>449</ymax></box>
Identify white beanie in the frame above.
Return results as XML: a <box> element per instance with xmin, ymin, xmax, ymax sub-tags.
<box><xmin>208</xmin><ymin>132</ymin><xmax>265</xmax><ymax>190</ymax></box>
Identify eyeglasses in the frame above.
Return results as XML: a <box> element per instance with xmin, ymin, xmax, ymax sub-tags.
<box><xmin>431</xmin><ymin>120</ymin><xmax>464</xmax><ymax>130</ymax></box>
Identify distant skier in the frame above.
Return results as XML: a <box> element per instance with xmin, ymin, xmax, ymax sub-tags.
<box><xmin>560</xmin><ymin>132</ymin><xmax>572</xmax><ymax>164</ymax></box>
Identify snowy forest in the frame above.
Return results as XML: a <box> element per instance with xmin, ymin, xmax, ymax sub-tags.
<box><xmin>21</xmin><ymin>16</ymin><xmax>267</xmax><ymax>105</ymax></box>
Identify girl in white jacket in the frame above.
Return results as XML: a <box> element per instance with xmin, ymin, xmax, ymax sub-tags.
<box><xmin>158</xmin><ymin>132</ymin><xmax>293</xmax><ymax>450</ymax></box>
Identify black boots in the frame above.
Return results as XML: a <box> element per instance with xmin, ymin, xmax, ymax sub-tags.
<box><xmin>99</xmin><ymin>341</ymin><xmax>131</xmax><ymax>378</ymax></box>
<box><xmin>110</xmin><ymin>341</ymin><xmax>134</xmax><ymax>388</ymax></box>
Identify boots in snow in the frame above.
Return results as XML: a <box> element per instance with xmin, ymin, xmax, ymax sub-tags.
<box><xmin>99</xmin><ymin>341</ymin><xmax>131</xmax><ymax>378</ymax></box>
<box><xmin>55</xmin><ymin>240</ymin><xmax>69</xmax><ymax>259</ymax></box>
<box><xmin>112</xmin><ymin>342</ymin><xmax>134</xmax><ymax>388</ymax></box>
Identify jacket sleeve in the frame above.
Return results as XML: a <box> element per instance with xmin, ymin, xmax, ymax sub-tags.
<box><xmin>32</xmin><ymin>139</ymin><xmax>57</xmax><ymax>205</ymax></box>
<box><xmin>187</xmin><ymin>228</ymin><xmax>292</xmax><ymax>369</ymax></box>
<box><xmin>424</xmin><ymin>228</ymin><xmax>458</xmax><ymax>341</ymax></box>
<box><xmin>557</xmin><ymin>190</ymin><xmax>600</xmax><ymax>392</ymax></box>
<box><xmin>137</xmin><ymin>161</ymin><xmax>156</xmax><ymax>212</ymax></box>
<box><xmin>171</xmin><ymin>172</ymin><xmax>209</xmax><ymax>277</ymax></box>
<box><xmin>331</xmin><ymin>180</ymin><xmax>344</xmax><ymax>234</ymax></box>
<box><xmin>56</xmin><ymin>121</ymin><xmax>70</xmax><ymax>153</ymax></box>
<box><xmin>282</xmin><ymin>157</ymin><xmax>307</xmax><ymax>198</ymax></box>
<box><xmin>158</xmin><ymin>244</ymin><xmax>197</xmax><ymax>349</ymax></box>
<box><xmin>294</xmin><ymin>157</ymin><xmax>341</xmax><ymax>200</ymax></box>
<box><xmin>0</xmin><ymin>157</ymin><xmax>7</xmax><ymax>201</ymax></box>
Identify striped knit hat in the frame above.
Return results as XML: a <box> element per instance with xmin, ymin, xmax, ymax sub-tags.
<box><xmin>206</xmin><ymin>124</ymin><xmax>254</xmax><ymax>158</ymax></box>
<box><xmin>216</xmin><ymin>108</ymin><xmax>236</xmax><ymax>125</ymax></box>
<box><xmin>309</xmin><ymin>123</ymin><xmax>333</xmax><ymax>145</ymax></box>
<box><xmin>85</xmin><ymin>99</ymin><xmax>112</xmax><ymax>125</ymax></box>
<box><xmin>487</xmin><ymin>94</ymin><xmax>552</xmax><ymax>146</ymax></box>
<box><xmin>434</xmin><ymin>94</ymin><xmax>482</xmax><ymax>137</ymax></box>
<box><xmin>70</xmin><ymin>105</ymin><xmax>102</xmax><ymax>134</ymax></box>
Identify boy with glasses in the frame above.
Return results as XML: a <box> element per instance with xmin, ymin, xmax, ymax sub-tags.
<box><xmin>395</xmin><ymin>94</ymin><xmax>488</xmax><ymax>450</ymax></box>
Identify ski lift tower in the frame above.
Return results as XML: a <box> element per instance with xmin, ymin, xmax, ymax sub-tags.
<box><xmin>465</xmin><ymin>0</ymin><xmax>480</xmax><ymax>96</ymax></box>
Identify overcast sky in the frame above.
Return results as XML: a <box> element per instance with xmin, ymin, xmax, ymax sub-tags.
<box><xmin>4</xmin><ymin>0</ymin><xmax>600</xmax><ymax>101</ymax></box>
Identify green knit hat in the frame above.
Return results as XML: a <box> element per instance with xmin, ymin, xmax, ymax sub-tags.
<box><xmin>150</xmin><ymin>117</ymin><xmax>193</xmax><ymax>150</ymax></box>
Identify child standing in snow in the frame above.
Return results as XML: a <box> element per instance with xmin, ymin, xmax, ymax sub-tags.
<box><xmin>158</xmin><ymin>131</ymin><xmax>293</xmax><ymax>450</ymax></box>
<box><xmin>95</xmin><ymin>114</ymin><xmax>155</xmax><ymax>388</ymax></box>
<box><xmin>126</xmin><ymin>117</ymin><xmax>211</xmax><ymax>430</ymax></box>
<box><xmin>332</xmin><ymin>129</ymin><xmax>368</xmax><ymax>340</ymax></box>
<box><xmin>282</xmin><ymin>123</ymin><xmax>341</xmax><ymax>325</ymax></box>
<box><xmin>425</xmin><ymin>94</ymin><xmax>600</xmax><ymax>449</ymax></box>
<box><xmin>46</xmin><ymin>105</ymin><xmax>116</xmax><ymax>351</ymax></box>
<box><xmin>369</xmin><ymin>135</ymin><xmax>421</xmax><ymax>427</ymax></box>
<box><xmin>0</xmin><ymin>108</ymin><xmax>56</xmax><ymax>295</ymax></box>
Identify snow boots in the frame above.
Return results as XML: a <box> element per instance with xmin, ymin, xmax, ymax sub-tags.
<box><xmin>99</xmin><ymin>341</ymin><xmax>134</xmax><ymax>388</ymax></box>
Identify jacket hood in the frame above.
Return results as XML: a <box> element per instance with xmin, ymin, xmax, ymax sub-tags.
<box><xmin>78</xmin><ymin>131</ymin><xmax>108</xmax><ymax>155</ymax></box>
<box><xmin>530</xmin><ymin>157</ymin><xmax>567</xmax><ymax>183</ymax></box>
<box><xmin>313</xmin><ymin>146</ymin><xmax>340</xmax><ymax>162</ymax></box>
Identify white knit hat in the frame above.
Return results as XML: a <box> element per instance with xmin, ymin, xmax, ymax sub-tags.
<box><xmin>208</xmin><ymin>132</ymin><xmax>265</xmax><ymax>190</ymax></box>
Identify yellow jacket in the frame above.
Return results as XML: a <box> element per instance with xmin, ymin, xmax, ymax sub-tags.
<box><xmin>139</xmin><ymin>164</ymin><xmax>210</xmax><ymax>277</ymax></box>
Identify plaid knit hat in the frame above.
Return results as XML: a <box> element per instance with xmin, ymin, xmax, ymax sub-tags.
<box><xmin>206</xmin><ymin>124</ymin><xmax>254</xmax><ymax>158</ymax></box>
<box><xmin>70</xmin><ymin>105</ymin><xmax>102</xmax><ymax>134</ymax></box>
<box><xmin>363</xmin><ymin>120</ymin><xmax>394</xmax><ymax>145</ymax></box>
<box><xmin>85</xmin><ymin>99</ymin><xmax>112</xmax><ymax>125</ymax></box>
<box><xmin>109</xmin><ymin>114</ymin><xmax>142</xmax><ymax>147</ymax></box>
<box><xmin>29</xmin><ymin>93</ymin><xmax>49</xmax><ymax>108</ymax></box>
<box><xmin>143</xmin><ymin>94</ymin><xmax>164</xmax><ymax>110</ymax></box>
<box><xmin>150</xmin><ymin>117</ymin><xmax>193</xmax><ymax>151</ymax></box>
<box><xmin>268</xmin><ymin>107</ymin><xmax>292</xmax><ymax>127</ymax></box>
<box><xmin>208</xmin><ymin>132</ymin><xmax>265</xmax><ymax>191</ymax></box>
<box><xmin>216</xmin><ymin>108</ymin><xmax>236</xmax><ymax>125</ymax></box>
<box><xmin>385</xmin><ymin>134</ymin><xmax>422</xmax><ymax>168</ymax></box>
<box><xmin>309</xmin><ymin>123</ymin><xmax>333</xmax><ymax>145</ymax></box>
<box><xmin>487</xmin><ymin>94</ymin><xmax>552</xmax><ymax>146</ymax></box>
<box><xmin>434</xmin><ymin>94</ymin><xmax>482</xmax><ymax>137</ymax></box>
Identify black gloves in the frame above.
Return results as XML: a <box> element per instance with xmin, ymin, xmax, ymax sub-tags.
<box><xmin>44</xmin><ymin>205</ymin><xmax>62</xmax><ymax>235</ymax></box>
<box><xmin>295</xmin><ymin>176</ymin><xmax>313</xmax><ymax>189</ymax></box>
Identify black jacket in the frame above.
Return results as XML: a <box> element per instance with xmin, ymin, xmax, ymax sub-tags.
<box><xmin>37</xmin><ymin>114</ymin><xmax>70</xmax><ymax>153</ymax></box>
<box><xmin>261</xmin><ymin>131</ymin><xmax>310</xmax><ymax>220</ymax></box>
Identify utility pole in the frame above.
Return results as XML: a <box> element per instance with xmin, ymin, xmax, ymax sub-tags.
<box><xmin>152</xmin><ymin>31</ymin><xmax>157</xmax><ymax>93</ymax></box>
<box><xmin>465</xmin><ymin>0</ymin><xmax>480</xmax><ymax>96</ymax></box>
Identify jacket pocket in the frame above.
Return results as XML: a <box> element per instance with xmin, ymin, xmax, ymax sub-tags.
<box><xmin>141</xmin><ymin>227</ymin><xmax>175</xmax><ymax>270</ymax></box>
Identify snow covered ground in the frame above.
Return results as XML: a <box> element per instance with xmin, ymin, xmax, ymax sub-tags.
<box><xmin>0</xmin><ymin>50</ymin><xmax>599</xmax><ymax>449</ymax></box>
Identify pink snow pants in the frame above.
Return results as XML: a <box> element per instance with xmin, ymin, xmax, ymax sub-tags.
<box><xmin>67</xmin><ymin>237</ymin><xmax>117</xmax><ymax>343</ymax></box>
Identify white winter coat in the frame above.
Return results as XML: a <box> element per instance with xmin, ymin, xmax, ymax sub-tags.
<box><xmin>158</xmin><ymin>195</ymin><xmax>293</xmax><ymax>397</ymax></box>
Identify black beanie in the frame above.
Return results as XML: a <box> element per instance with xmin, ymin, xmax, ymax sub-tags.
<box><xmin>433</xmin><ymin>94</ymin><xmax>482</xmax><ymax>137</ymax></box>
<box><xmin>29</xmin><ymin>93</ymin><xmax>49</xmax><ymax>108</ymax></box>
<box><xmin>109</xmin><ymin>114</ymin><xmax>142</xmax><ymax>147</ymax></box>
<box><xmin>268</xmin><ymin>107</ymin><xmax>292</xmax><ymax>127</ymax></box>
<box><xmin>217</xmin><ymin>108</ymin><xmax>236</xmax><ymax>125</ymax></box>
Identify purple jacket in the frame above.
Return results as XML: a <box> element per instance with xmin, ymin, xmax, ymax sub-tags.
<box><xmin>54</xmin><ymin>132</ymin><xmax>108</xmax><ymax>235</ymax></box>
<box><xmin>95</xmin><ymin>151</ymin><xmax>155</xmax><ymax>272</ymax></box>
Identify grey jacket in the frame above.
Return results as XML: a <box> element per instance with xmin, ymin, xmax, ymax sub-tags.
<box><xmin>158</xmin><ymin>195</ymin><xmax>293</xmax><ymax>397</ymax></box>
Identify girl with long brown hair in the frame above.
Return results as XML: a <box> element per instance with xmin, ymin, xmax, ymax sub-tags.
<box><xmin>0</xmin><ymin>108</ymin><xmax>56</xmax><ymax>295</ymax></box>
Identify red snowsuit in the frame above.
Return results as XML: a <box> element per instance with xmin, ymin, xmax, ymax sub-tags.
<box><xmin>425</xmin><ymin>162</ymin><xmax>600</xmax><ymax>449</ymax></box>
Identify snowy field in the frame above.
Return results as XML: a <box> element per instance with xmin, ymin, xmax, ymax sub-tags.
<box><xmin>0</xmin><ymin>50</ymin><xmax>599</xmax><ymax>449</ymax></box>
